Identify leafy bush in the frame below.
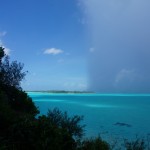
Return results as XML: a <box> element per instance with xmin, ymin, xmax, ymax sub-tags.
<box><xmin>124</xmin><ymin>138</ymin><xmax>146</xmax><ymax>150</ymax></box>
<box><xmin>47</xmin><ymin>108</ymin><xmax>85</xmax><ymax>139</ymax></box>
<box><xmin>80</xmin><ymin>137</ymin><xmax>110</xmax><ymax>150</ymax></box>
<box><xmin>0</xmin><ymin>55</ymin><xmax>26</xmax><ymax>89</ymax></box>
<box><xmin>2</xmin><ymin>85</ymin><xmax>39</xmax><ymax>116</ymax></box>
<box><xmin>34</xmin><ymin>114</ymin><xmax>77</xmax><ymax>150</ymax></box>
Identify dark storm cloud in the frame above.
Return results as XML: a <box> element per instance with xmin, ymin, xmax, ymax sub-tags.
<box><xmin>82</xmin><ymin>0</ymin><xmax>150</xmax><ymax>93</ymax></box>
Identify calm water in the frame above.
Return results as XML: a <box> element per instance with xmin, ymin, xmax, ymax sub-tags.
<box><xmin>28</xmin><ymin>92</ymin><xmax>150</xmax><ymax>141</ymax></box>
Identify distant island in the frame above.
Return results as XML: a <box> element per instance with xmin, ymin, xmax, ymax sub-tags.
<box><xmin>27</xmin><ymin>90</ymin><xmax>94</xmax><ymax>94</ymax></box>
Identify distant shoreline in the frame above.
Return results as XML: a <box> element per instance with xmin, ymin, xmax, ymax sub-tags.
<box><xmin>26</xmin><ymin>92</ymin><xmax>150</xmax><ymax>96</ymax></box>
<box><xmin>26</xmin><ymin>90</ymin><xmax>94</xmax><ymax>94</ymax></box>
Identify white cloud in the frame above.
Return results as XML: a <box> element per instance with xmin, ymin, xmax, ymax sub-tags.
<box><xmin>4</xmin><ymin>47</ymin><xmax>11</xmax><ymax>55</ymax></box>
<box><xmin>0</xmin><ymin>31</ymin><xmax>7</xmax><ymax>37</ymax></box>
<box><xmin>0</xmin><ymin>40</ymin><xmax>11</xmax><ymax>56</ymax></box>
<box><xmin>44</xmin><ymin>48</ymin><xmax>63</xmax><ymax>55</ymax></box>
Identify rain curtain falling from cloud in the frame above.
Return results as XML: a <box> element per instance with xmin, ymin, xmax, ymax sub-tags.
<box><xmin>81</xmin><ymin>0</ymin><xmax>150</xmax><ymax>93</ymax></box>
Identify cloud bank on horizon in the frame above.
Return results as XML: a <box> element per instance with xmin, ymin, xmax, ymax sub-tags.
<box><xmin>81</xmin><ymin>0</ymin><xmax>150</xmax><ymax>93</ymax></box>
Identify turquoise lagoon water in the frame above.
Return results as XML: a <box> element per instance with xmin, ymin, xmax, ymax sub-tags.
<box><xmin>28</xmin><ymin>92</ymin><xmax>150</xmax><ymax>140</ymax></box>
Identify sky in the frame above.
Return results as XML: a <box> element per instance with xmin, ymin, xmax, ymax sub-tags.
<box><xmin>0</xmin><ymin>0</ymin><xmax>89</xmax><ymax>91</ymax></box>
<box><xmin>0</xmin><ymin>0</ymin><xmax>150</xmax><ymax>93</ymax></box>
<box><xmin>81</xmin><ymin>0</ymin><xmax>150</xmax><ymax>93</ymax></box>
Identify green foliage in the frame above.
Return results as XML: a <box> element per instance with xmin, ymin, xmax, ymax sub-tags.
<box><xmin>0</xmin><ymin>116</ymin><xmax>36</xmax><ymax>150</ymax></box>
<box><xmin>0</xmin><ymin>47</ymin><xmax>5</xmax><ymax>62</ymax></box>
<box><xmin>0</xmin><ymin>90</ymin><xmax>16</xmax><ymax>133</ymax></box>
<box><xmin>80</xmin><ymin>137</ymin><xmax>110</xmax><ymax>150</ymax></box>
<box><xmin>0</xmin><ymin>47</ymin><xmax>5</xmax><ymax>83</ymax></box>
<box><xmin>0</xmin><ymin>107</ymin><xmax>83</xmax><ymax>150</ymax></box>
<box><xmin>47</xmin><ymin>108</ymin><xmax>85</xmax><ymax>139</ymax></box>
<box><xmin>0</xmin><ymin>56</ymin><xmax>27</xmax><ymax>89</ymax></box>
<box><xmin>124</xmin><ymin>138</ymin><xmax>146</xmax><ymax>150</ymax></box>
<box><xmin>1</xmin><ymin>85</ymin><xmax>39</xmax><ymax>116</ymax></box>
<box><xmin>34</xmin><ymin>114</ymin><xmax>77</xmax><ymax>150</ymax></box>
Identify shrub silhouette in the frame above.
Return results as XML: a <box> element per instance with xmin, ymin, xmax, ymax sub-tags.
<box><xmin>124</xmin><ymin>138</ymin><xmax>146</xmax><ymax>150</ymax></box>
<box><xmin>47</xmin><ymin>108</ymin><xmax>84</xmax><ymax>139</ymax></box>
<box><xmin>80</xmin><ymin>137</ymin><xmax>110</xmax><ymax>150</ymax></box>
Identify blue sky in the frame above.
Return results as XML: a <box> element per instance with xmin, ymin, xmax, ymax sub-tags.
<box><xmin>0</xmin><ymin>0</ymin><xmax>90</xmax><ymax>91</ymax></box>
<box><xmin>1</xmin><ymin>0</ymin><xmax>150</xmax><ymax>93</ymax></box>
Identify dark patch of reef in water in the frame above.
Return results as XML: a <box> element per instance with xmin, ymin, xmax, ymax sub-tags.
<box><xmin>114</xmin><ymin>122</ymin><xmax>132</xmax><ymax>127</ymax></box>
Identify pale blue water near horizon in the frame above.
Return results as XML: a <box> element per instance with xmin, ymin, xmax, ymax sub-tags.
<box><xmin>28</xmin><ymin>92</ymin><xmax>150</xmax><ymax>141</ymax></box>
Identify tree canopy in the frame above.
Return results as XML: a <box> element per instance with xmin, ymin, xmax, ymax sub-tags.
<box><xmin>0</xmin><ymin>47</ymin><xmax>5</xmax><ymax>63</ymax></box>
<box><xmin>0</xmin><ymin>47</ymin><xmax>26</xmax><ymax>89</ymax></box>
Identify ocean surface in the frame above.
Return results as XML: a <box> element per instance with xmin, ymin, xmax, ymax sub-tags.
<box><xmin>28</xmin><ymin>92</ymin><xmax>150</xmax><ymax>141</ymax></box>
